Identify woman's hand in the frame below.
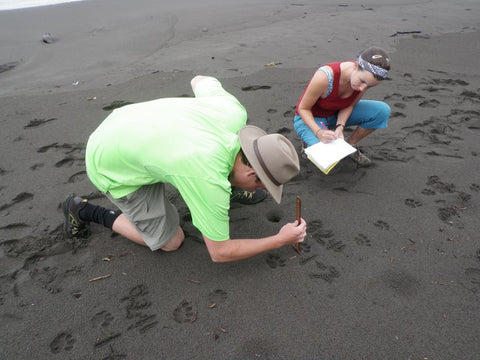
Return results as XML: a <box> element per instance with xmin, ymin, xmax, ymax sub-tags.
<box><xmin>317</xmin><ymin>129</ymin><xmax>337</xmax><ymax>143</ymax></box>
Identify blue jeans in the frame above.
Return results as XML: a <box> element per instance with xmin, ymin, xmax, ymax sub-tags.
<box><xmin>293</xmin><ymin>100</ymin><xmax>391</xmax><ymax>146</ymax></box>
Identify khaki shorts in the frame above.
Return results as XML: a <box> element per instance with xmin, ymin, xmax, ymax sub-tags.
<box><xmin>106</xmin><ymin>183</ymin><xmax>179</xmax><ymax>251</ymax></box>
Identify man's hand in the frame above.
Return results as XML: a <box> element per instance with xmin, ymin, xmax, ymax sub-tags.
<box><xmin>277</xmin><ymin>218</ymin><xmax>307</xmax><ymax>245</ymax></box>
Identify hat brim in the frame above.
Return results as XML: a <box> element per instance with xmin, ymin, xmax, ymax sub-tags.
<box><xmin>238</xmin><ymin>125</ymin><xmax>283</xmax><ymax>204</ymax></box>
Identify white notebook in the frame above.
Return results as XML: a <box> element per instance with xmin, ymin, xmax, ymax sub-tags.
<box><xmin>304</xmin><ymin>138</ymin><xmax>356</xmax><ymax>174</ymax></box>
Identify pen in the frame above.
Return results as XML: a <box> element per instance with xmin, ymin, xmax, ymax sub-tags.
<box><xmin>320</xmin><ymin>121</ymin><xmax>338</xmax><ymax>140</ymax></box>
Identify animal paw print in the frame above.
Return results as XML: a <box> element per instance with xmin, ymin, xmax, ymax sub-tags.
<box><xmin>456</xmin><ymin>191</ymin><xmax>471</xmax><ymax>203</ymax></box>
<box><xmin>208</xmin><ymin>289</ymin><xmax>227</xmax><ymax>307</ymax></box>
<box><xmin>426</xmin><ymin>175</ymin><xmax>455</xmax><ymax>193</ymax></box>
<box><xmin>391</xmin><ymin>111</ymin><xmax>406</xmax><ymax>118</ymax></box>
<box><xmin>277</xmin><ymin>127</ymin><xmax>291</xmax><ymax>135</ymax></box>
<box><xmin>419</xmin><ymin>99</ymin><xmax>440</xmax><ymax>108</ymax></box>
<box><xmin>421</xmin><ymin>188</ymin><xmax>436</xmax><ymax>195</ymax></box>
<box><xmin>326</xmin><ymin>239</ymin><xmax>346</xmax><ymax>252</ymax></box>
<box><xmin>315</xmin><ymin>229</ymin><xmax>334</xmax><ymax>238</ymax></box>
<box><xmin>266</xmin><ymin>253</ymin><xmax>286</xmax><ymax>268</ymax></box>
<box><xmin>299</xmin><ymin>254</ymin><xmax>318</xmax><ymax>265</ymax></box>
<box><xmin>30</xmin><ymin>266</ymin><xmax>62</xmax><ymax>294</ymax></box>
<box><xmin>173</xmin><ymin>299</ymin><xmax>197</xmax><ymax>323</ymax></box>
<box><xmin>311</xmin><ymin>229</ymin><xmax>334</xmax><ymax>246</ymax></box>
<box><xmin>121</xmin><ymin>284</ymin><xmax>153</xmax><ymax>322</ymax></box>
<box><xmin>470</xmin><ymin>183</ymin><xmax>480</xmax><ymax>192</ymax></box>
<box><xmin>405</xmin><ymin>198</ymin><xmax>422</xmax><ymax>208</ymax></box>
<box><xmin>463</xmin><ymin>268</ymin><xmax>480</xmax><ymax>293</ymax></box>
<box><xmin>91</xmin><ymin>310</ymin><xmax>114</xmax><ymax>328</ymax></box>
<box><xmin>438</xmin><ymin>206</ymin><xmax>459</xmax><ymax>222</ymax></box>
<box><xmin>298</xmin><ymin>241</ymin><xmax>311</xmax><ymax>253</ymax></box>
<box><xmin>308</xmin><ymin>219</ymin><xmax>323</xmax><ymax>232</ymax></box>
<box><xmin>283</xmin><ymin>107</ymin><xmax>296</xmax><ymax>117</ymax></box>
<box><xmin>309</xmin><ymin>261</ymin><xmax>340</xmax><ymax>283</ymax></box>
<box><xmin>354</xmin><ymin>233</ymin><xmax>371</xmax><ymax>247</ymax></box>
<box><xmin>50</xmin><ymin>331</ymin><xmax>76</xmax><ymax>354</ymax></box>
<box><xmin>374</xmin><ymin>220</ymin><xmax>390</xmax><ymax>230</ymax></box>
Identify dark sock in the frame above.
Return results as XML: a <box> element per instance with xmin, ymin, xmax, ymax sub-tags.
<box><xmin>79</xmin><ymin>203</ymin><xmax>122</xmax><ymax>230</ymax></box>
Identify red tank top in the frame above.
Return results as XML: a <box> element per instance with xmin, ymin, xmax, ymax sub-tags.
<box><xmin>295</xmin><ymin>61</ymin><xmax>360</xmax><ymax>118</ymax></box>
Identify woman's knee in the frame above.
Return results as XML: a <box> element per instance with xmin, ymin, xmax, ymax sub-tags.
<box><xmin>377</xmin><ymin>101</ymin><xmax>391</xmax><ymax>120</ymax></box>
<box><xmin>352</xmin><ymin>100</ymin><xmax>390</xmax><ymax>128</ymax></box>
<box><xmin>364</xmin><ymin>101</ymin><xmax>391</xmax><ymax>128</ymax></box>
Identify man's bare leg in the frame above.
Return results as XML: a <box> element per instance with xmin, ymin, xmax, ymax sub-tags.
<box><xmin>112</xmin><ymin>214</ymin><xmax>184</xmax><ymax>251</ymax></box>
<box><xmin>160</xmin><ymin>227</ymin><xmax>185</xmax><ymax>251</ymax></box>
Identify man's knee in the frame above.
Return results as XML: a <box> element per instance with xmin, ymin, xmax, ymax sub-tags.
<box><xmin>161</xmin><ymin>227</ymin><xmax>185</xmax><ymax>252</ymax></box>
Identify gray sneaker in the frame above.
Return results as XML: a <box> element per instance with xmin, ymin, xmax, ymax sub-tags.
<box><xmin>230</xmin><ymin>188</ymin><xmax>267</xmax><ymax>205</ymax></box>
<box><xmin>300</xmin><ymin>142</ymin><xmax>308</xmax><ymax>160</ymax></box>
<box><xmin>348</xmin><ymin>148</ymin><xmax>372</xmax><ymax>167</ymax></box>
<box><xmin>62</xmin><ymin>194</ymin><xmax>90</xmax><ymax>238</ymax></box>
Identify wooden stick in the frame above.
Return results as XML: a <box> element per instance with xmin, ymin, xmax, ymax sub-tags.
<box><xmin>296</xmin><ymin>196</ymin><xmax>301</xmax><ymax>225</ymax></box>
<box><xmin>295</xmin><ymin>196</ymin><xmax>301</xmax><ymax>253</ymax></box>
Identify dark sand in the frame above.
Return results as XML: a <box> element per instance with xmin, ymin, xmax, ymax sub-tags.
<box><xmin>1</xmin><ymin>1</ymin><xmax>479</xmax><ymax>359</ymax></box>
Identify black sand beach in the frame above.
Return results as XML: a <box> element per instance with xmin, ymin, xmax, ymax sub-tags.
<box><xmin>1</xmin><ymin>1</ymin><xmax>479</xmax><ymax>359</ymax></box>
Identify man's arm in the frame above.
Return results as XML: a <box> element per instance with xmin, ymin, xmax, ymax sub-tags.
<box><xmin>203</xmin><ymin>218</ymin><xmax>307</xmax><ymax>263</ymax></box>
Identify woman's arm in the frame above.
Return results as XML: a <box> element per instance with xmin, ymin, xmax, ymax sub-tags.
<box><xmin>297</xmin><ymin>69</ymin><xmax>337</xmax><ymax>143</ymax></box>
<box><xmin>334</xmin><ymin>90</ymin><xmax>366</xmax><ymax>139</ymax></box>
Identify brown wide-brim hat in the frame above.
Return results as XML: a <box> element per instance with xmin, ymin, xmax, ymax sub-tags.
<box><xmin>238</xmin><ymin>125</ymin><xmax>300</xmax><ymax>204</ymax></box>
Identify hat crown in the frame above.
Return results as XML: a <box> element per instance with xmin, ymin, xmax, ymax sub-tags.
<box><xmin>238</xmin><ymin>125</ymin><xmax>299</xmax><ymax>204</ymax></box>
<box><xmin>255</xmin><ymin>134</ymin><xmax>300</xmax><ymax>184</ymax></box>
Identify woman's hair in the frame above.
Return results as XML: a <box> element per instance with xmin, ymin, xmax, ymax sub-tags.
<box><xmin>358</xmin><ymin>47</ymin><xmax>391</xmax><ymax>80</ymax></box>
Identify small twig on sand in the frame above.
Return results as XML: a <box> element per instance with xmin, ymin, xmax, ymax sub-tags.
<box><xmin>89</xmin><ymin>274</ymin><xmax>111</xmax><ymax>282</ymax></box>
<box><xmin>187</xmin><ymin>279</ymin><xmax>201</xmax><ymax>284</ymax></box>
<box><xmin>94</xmin><ymin>332</ymin><xmax>121</xmax><ymax>347</ymax></box>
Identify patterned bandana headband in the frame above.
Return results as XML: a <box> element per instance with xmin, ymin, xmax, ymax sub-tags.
<box><xmin>357</xmin><ymin>55</ymin><xmax>389</xmax><ymax>80</ymax></box>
